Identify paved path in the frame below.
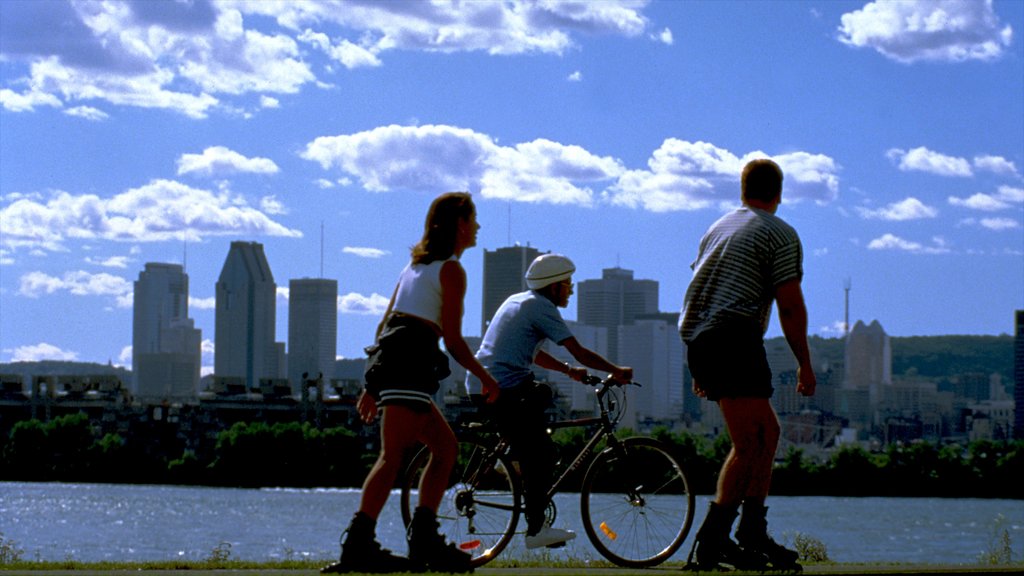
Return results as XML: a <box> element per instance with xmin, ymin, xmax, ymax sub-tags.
<box><xmin>8</xmin><ymin>565</ymin><xmax>1022</xmax><ymax>576</ymax></box>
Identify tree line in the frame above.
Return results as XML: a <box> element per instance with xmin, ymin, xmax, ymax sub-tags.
<box><xmin>2</xmin><ymin>412</ymin><xmax>1021</xmax><ymax>499</ymax></box>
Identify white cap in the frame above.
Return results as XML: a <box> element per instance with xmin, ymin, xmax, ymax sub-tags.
<box><xmin>525</xmin><ymin>254</ymin><xmax>576</xmax><ymax>290</ymax></box>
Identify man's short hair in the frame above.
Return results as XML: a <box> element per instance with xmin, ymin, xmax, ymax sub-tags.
<box><xmin>741</xmin><ymin>159</ymin><xmax>783</xmax><ymax>203</ymax></box>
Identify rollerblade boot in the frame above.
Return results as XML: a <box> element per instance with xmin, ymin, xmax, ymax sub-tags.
<box><xmin>407</xmin><ymin>507</ymin><xmax>473</xmax><ymax>573</ymax></box>
<box><xmin>688</xmin><ymin>502</ymin><xmax>769</xmax><ymax>571</ymax></box>
<box><xmin>737</xmin><ymin>503</ymin><xmax>801</xmax><ymax>571</ymax></box>
<box><xmin>321</xmin><ymin>512</ymin><xmax>411</xmax><ymax>573</ymax></box>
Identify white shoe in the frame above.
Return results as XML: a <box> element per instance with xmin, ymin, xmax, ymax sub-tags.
<box><xmin>525</xmin><ymin>526</ymin><xmax>576</xmax><ymax>549</ymax></box>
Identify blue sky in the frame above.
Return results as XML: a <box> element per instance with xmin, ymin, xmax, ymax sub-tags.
<box><xmin>1</xmin><ymin>0</ymin><xmax>1022</xmax><ymax>373</ymax></box>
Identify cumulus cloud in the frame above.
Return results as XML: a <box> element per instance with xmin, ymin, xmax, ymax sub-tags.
<box><xmin>838</xmin><ymin>0</ymin><xmax>1013</xmax><ymax>63</ymax></box>
<box><xmin>0</xmin><ymin>0</ymin><xmax>656</xmax><ymax>117</ymax></box>
<box><xmin>606</xmin><ymin>140</ymin><xmax>840</xmax><ymax>212</ymax></box>
<box><xmin>979</xmin><ymin>217</ymin><xmax>1020</xmax><ymax>231</ymax></box>
<box><xmin>948</xmin><ymin>186</ymin><xmax>1023</xmax><ymax>212</ymax></box>
<box><xmin>886</xmin><ymin>147</ymin><xmax>972</xmax><ymax>177</ymax></box>
<box><xmin>867</xmin><ymin>233</ymin><xmax>951</xmax><ymax>254</ymax></box>
<box><xmin>856</xmin><ymin>197</ymin><xmax>938</xmax><ymax>221</ymax></box>
<box><xmin>343</xmin><ymin>247</ymin><xmax>389</xmax><ymax>259</ymax></box>
<box><xmin>18</xmin><ymin>270</ymin><xmax>133</xmax><ymax>306</ymax></box>
<box><xmin>190</xmin><ymin>296</ymin><xmax>217</xmax><ymax>310</ymax></box>
<box><xmin>338</xmin><ymin>292</ymin><xmax>390</xmax><ymax>315</ymax></box>
<box><xmin>6</xmin><ymin>342</ymin><xmax>79</xmax><ymax>362</ymax></box>
<box><xmin>177</xmin><ymin>146</ymin><xmax>280</xmax><ymax>177</ymax></box>
<box><xmin>85</xmin><ymin>255</ymin><xmax>130</xmax><ymax>269</ymax></box>
<box><xmin>973</xmin><ymin>155</ymin><xmax>1019</xmax><ymax>177</ymax></box>
<box><xmin>303</xmin><ymin>127</ymin><xmax>839</xmax><ymax>212</ymax></box>
<box><xmin>64</xmin><ymin>106</ymin><xmax>109</xmax><ymax>121</ymax></box>
<box><xmin>0</xmin><ymin>179</ymin><xmax>301</xmax><ymax>252</ymax></box>
<box><xmin>260</xmin><ymin>195</ymin><xmax>287</xmax><ymax>215</ymax></box>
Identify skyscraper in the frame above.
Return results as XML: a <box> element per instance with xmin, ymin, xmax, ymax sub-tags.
<box><xmin>842</xmin><ymin>319</ymin><xmax>891</xmax><ymax>428</ymax></box>
<box><xmin>1014</xmin><ymin>310</ymin><xmax>1024</xmax><ymax>439</ymax></box>
<box><xmin>617</xmin><ymin>316</ymin><xmax>684</xmax><ymax>430</ymax></box>
<box><xmin>577</xmin><ymin>267</ymin><xmax>658</xmax><ymax>362</ymax></box>
<box><xmin>132</xmin><ymin>263</ymin><xmax>201</xmax><ymax>400</ymax></box>
<box><xmin>481</xmin><ymin>245</ymin><xmax>541</xmax><ymax>334</ymax></box>
<box><xmin>215</xmin><ymin>241</ymin><xmax>282</xmax><ymax>390</ymax></box>
<box><xmin>288</xmin><ymin>278</ymin><xmax>338</xmax><ymax>394</ymax></box>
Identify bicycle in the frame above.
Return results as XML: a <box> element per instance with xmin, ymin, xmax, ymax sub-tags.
<box><xmin>399</xmin><ymin>374</ymin><xmax>695</xmax><ymax>568</ymax></box>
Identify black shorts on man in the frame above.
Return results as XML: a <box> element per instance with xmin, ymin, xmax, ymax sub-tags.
<box><xmin>686</xmin><ymin>324</ymin><xmax>773</xmax><ymax>401</ymax></box>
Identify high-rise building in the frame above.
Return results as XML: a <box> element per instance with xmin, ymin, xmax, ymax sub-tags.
<box><xmin>215</xmin><ymin>241</ymin><xmax>282</xmax><ymax>390</ymax></box>
<box><xmin>617</xmin><ymin>317</ymin><xmax>684</xmax><ymax>430</ymax></box>
<box><xmin>843</xmin><ymin>319</ymin><xmax>892</xmax><ymax>428</ymax></box>
<box><xmin>132</xmin><ymin>263</ymin><xmax>201</xmax><ymax>400</ymax></box>
<box><xmin>1014</xmin><ymin>310</ymin><xmax>1024</xmax><ymax>439</ymax></box>
<box><xmin>481</xmin><ymin>245</ymin><xmax>542</xmax><ymax>335</ymax></box>
<box><xmin>288</xmin><ymin>278</ymin><xmax>338</xmax><ymax>394</ymax></box>
<box><xmin>577</xmin><ymin>267</ymin><xmax>658</xmax><ymax>362</ymax></box>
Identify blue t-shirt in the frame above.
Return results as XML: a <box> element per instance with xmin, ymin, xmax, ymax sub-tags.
<box><xmin>465</xmin><ymin>290</ymin><xmax>574</xmax><ymax>394</ymax></box>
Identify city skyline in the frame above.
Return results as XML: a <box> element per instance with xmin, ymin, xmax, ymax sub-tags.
<box><xmin>1</xmin><ymin>1</ymin><xmax>1022</xmax><ymax>369</ymax></box>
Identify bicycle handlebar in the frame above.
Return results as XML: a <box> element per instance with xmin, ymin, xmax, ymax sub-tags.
<box><xmin>581</xmin><ymin>373</ymin><xmax>641</xmax><ymax>388</ymax></box>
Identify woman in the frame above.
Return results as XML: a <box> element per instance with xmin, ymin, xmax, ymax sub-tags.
<box><xmin>323</xmin><ymin>192</ymin><xmax>499</xmax><ymax>574</ymax></box>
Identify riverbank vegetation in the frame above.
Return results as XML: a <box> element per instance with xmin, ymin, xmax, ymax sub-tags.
<box><xmin>1</xmin><ymin>412</ymin><xmax>1021</xmax><ymax>498</ymax></box>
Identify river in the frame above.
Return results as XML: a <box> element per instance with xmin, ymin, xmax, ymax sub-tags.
<box><xmin>1</xmin><ymin>482</ymin><xmax>1021</xmax><ymax>565</ymax></box>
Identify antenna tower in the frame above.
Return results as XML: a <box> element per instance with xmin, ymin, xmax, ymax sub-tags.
<box><xmin>320</xmin><ymin>221</ymin><xmax>325</xmax><ymax>278</ymax></box>
<box><xmin>843</xmin><ymin>278</ymin><xmax>851</xmax><ymax>337</ymax></box>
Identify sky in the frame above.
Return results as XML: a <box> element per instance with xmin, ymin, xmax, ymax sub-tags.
<box><xmin>1</xmin><ymin>0</ymin><xmax>1022</xmax><ymax>375</ymax></box>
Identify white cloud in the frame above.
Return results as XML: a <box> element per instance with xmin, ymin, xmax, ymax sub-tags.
<box><xmin>64</xmin><ymin>106</ymin><xmax>109</xmax><ymax>121</ymax></box>
<box><xmin>886</xmin><ymin>147</ymin><xmax>972</xmax><ymax>177</ymax></box>
<box><xmin>567</xmin><ymin>71</ymin><xmax>583</xmax><ymax>82</ymax></box>
<box><xmin>948</xmin><ymin>193</ymin><xmax>1011</xmax><ymax>211</ymax></box>
<box><xmin>7</xmin><ymin>342</ymin><xmax>79</xmax><ymax>362</ymax></box>
<box><xmin>856</xmin><ymin>197</ymin><xmax>938</xmax><ymax>221</ymax></box>
<box><xmin>0</xmin><ymin>1</ymin><xmax>656</xmax><ymax>117</ymax></box>
<box><xmin>838</xmin><ymin>0</ymin><xmax>1013</xmax><ymax>63</ymax></box>
<box><xmin>606</xmin><ymin>140</ymin><xmax>839</xmax><ymax>212</ymax></box>
<box><xmin>0</xmin><ymin>179</ymin><xmax>301</xmax><ymax>252</ymax></box>
<box><xmin>190</xmin><ymin>296</ymin><xmax>216</xmax><ymax>310</ymax></box>
<box><xmin>973</xmin><ymin>155</ymin><xmax>1019</xmax><ymax>177</ymax></box>
<box><xmin>867</xmin><ymin>233</ymin><xmax>951</xmax><ymax>254</ymax></box>
<box><xmin>85</xmin><ymin>255</ymin><xmax>130</xmax><ymax>268</ymax></box>
<box><xmin>343</xmin><ymin>247</ymin><xmax>389</xmax><ymax>259</ymax></box>
<box><xmin>338</xmin><ymin>292</ymin><xmax>390</xmax><ymax>315</ymax></box>
<box><xmin>303</xmin><ymin>127</ymin><xmax>838</xmax><ymax>213</ymax></box>
<box><xmin>260</xmin><ymin>195</ymin><xmax>287</xmax><ymax>215</ymax></box>
<box><xmin>0</xmin><ymin>88</ymin><xmax>62</xmax><ymax>112</ymax></box>
<box><xmin>997</xmin><ymin>185</ymin><xmax>1024</xmax><ymax>203</ymax></box>
<box><xmin>656</xmin><ymin>27</ymin><xmax>674</xmax><ymax>45</ymax></box>
<box><xmin>979</xmin><ymin>217</ymin><xmax>1020</xmax><ymax>231</ymax></box>
<box><xmin>118</xmin><ymin>345</ymin><xmax>132</xmax><ymax>368</ymax></box>
<box><xmin>177</xmin><ymin>146</ymin><xmax>280</xmax><ymax>177</ymax></box>
<box><xmin>18</xmin><ymin>270</ymin><xmax>133</xmax><ymax>305</ymax></box>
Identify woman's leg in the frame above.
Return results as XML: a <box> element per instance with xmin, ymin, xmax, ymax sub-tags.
<box><xmin>358</xmin><ymin>404</ymin><xmax>422</xmax><ymax>519</ymax></box>
<box><xmin>414</xmin><ymin>403</ymin><xmax>458</xmax><ymax>511</ymax></box>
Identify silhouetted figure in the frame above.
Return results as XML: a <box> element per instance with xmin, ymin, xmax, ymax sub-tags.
<box><xmin>680</xmin><ymin>159</ymin><xmax>816</xmax><ymax>571</ymax></box>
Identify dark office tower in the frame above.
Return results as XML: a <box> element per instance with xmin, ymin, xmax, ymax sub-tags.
<box><xmin>132</xmin><ymin>263</ymin><xmax>201</xmax><ymax>400</ymax></box>
<box><xmin>577</xmin><ymin>267</ymin><xmax>659</xmax><ymax>363</ymax></box>
<box><xmin>215</xmin><ymin>241</ymin><xmax>282</xmax><ymax>390</ymax></box>
<box><xmin>1015</xmin><ymin>310</ymin><xmax>1024</xmax><ymax>439</ymax></box>
<box><xmin>288</xmin><ymin>278</ymin><xmax>338</xmax><ymax>394</ymax></box>
<box><xmin>481</xmin><ymin>245</ymin><xmax>541</xmax><ymax>334</ymax></box>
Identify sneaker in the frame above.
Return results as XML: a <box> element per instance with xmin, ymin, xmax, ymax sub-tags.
<box><xmin>525</xmin><ymin>526</ymin><xmax>576</xmax><ymax>549</ymax></box>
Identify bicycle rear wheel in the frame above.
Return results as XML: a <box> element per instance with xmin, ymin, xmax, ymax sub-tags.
<box><xmin>400</xmin><ymin>437</ymin><xmax>521</xmax><ymax>568</ymax></box>
<box><xmin>580</xmin><ymin>437</ymin><xmax>694</xmax><ymax>567</ymax></box>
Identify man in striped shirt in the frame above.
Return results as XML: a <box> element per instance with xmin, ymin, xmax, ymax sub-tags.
<box><xmin>680</xmin><ymin>158</ymin><xmax>816</xmax><ymax>571</ymax></box>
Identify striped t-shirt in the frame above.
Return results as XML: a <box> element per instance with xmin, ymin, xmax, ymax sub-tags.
<box><xmin>679</xmin><ymin>206</ymin><xmax>803</xmax><ymax>342</ymax></box>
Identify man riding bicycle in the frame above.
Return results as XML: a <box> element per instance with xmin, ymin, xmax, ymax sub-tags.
<box><xmin>466</xmin><ymin>253</ymin><xmax>633</xmax><ymax>549</ymax></box>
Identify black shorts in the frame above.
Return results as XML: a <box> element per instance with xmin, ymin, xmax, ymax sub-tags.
<box><xmin>686</xmin><ymin>324</ymin><xmax>773</xmax><ymax>401</ymax></box>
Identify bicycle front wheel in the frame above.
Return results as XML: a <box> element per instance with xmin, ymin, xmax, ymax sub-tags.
<box><xmin>580</xmin><ymin>437</ymin><xmax>695</xmax><ymax>567</ymax></box>
<box><xmin>400</xmin><ymin>437</ymin><xmax>521</xmax><ymax>568</ymax></box>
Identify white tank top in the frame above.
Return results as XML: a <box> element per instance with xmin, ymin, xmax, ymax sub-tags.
<box><xmin>391</xmin><ymin>257</ymin><xmax>457</xmax><ymax>328</ymax></box>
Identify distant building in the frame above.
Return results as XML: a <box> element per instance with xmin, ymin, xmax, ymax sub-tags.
<box><xmin>577</xmin><ymin>267</ymin><xmax>658</xmax><ymax>363</ymax></box>
<box><xmin>215</xmin><ymin>241</ymin><xmax>283</xmax><ymax>390</ymax></box>
<box><xmin>287</xmin><ymin>278</ymin><xmax>338</xmax><ymax>395</ymax></box>
<box><xmin>132</xmin><ymin>263</ymin><xmax>201</xmax><ymax>400</ymax></box>
<box><xmin>481</xmin><ymin>245</ymin><xmax>542</xmax><ymax>335</ymax></box>
<box><xmin>617</xmin><ymin>316</ymin><xmax>684</xmax><ymax>430</ymax></box>
<box><xmin>1014</xmin><ymin>310</ymin><xmax>1023</xmax><ymax>439</ymax></box>
<box><xmin>543</xmin><ymin>322</ymin><xmax>607</xmax><ymax>417</ymax></box>
<box><xmin>843</xmin><ymin>319</ymin><xmax>891</xmax><ymax>428</ymax></box>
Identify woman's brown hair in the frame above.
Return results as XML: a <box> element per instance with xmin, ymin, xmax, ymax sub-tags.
<box><xmin>411</xmin><ymin>192</ymin><xmax>475</xmax><ymax>265</ymax></box>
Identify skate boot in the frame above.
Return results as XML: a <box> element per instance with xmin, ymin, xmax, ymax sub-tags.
<box><xmin>321</xmin><ymin>512</ymin><xmax>411</xmax><ymax>573</ymax></box>
<box><xmin>736</xmin><ymin>502</ymin><xmax>801</xmax><ymax>571</ymax></box>
<box><xmin>407</xmin><ymin>506</ymin><xmax>473</xmax><ymax>573</ymax></box>
<box><xmin>687</xmin><ymin>502</ymin><xmax>769</xmax><ymax>571</ymax></box>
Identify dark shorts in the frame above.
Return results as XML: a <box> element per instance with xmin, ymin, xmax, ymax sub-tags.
<box><xmin>686</xmin><ymin>324</ymin><xmax>773</xmax><ymax>401</ymax></box>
